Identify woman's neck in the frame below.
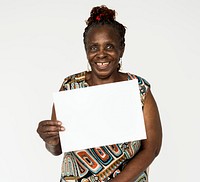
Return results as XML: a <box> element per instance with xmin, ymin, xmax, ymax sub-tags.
<box><xmin>85</xmin><ymin>71</ymin><xmax>128</xmax><ymax>86</ymax></box>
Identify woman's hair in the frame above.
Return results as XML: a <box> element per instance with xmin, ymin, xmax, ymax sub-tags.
<box><xmin>83</xmin><ymin>5</ymin><xmax>126</xmax><ymax>48</ymax></box>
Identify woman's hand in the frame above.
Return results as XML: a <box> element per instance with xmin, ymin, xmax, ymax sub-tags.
<box><xmin>37</xmin><ymin>120</ymin><xmax>65</xmax><ymax>145</ymax></box>
<box><xmin>37</xmin><ymin>120</ymin><xmax>65</xmax><ymax>155</ymax></box>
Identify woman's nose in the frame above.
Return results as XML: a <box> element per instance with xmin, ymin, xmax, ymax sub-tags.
<box><xmin>97</xmin><ymin>48</ymin><xmax>107</xmax><ymax>58</ymax></box>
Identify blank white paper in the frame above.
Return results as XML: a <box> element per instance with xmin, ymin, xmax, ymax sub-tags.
<box><xmin>53</xmin><ymin>79</ymin><xmax>146</xmax><ymax>152</ymax></box>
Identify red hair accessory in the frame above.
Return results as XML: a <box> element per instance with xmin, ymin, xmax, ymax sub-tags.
<box><xmin>96</xmin><ymin>13</ymin><xmax>104</xmax><ymax>21</ymax></box>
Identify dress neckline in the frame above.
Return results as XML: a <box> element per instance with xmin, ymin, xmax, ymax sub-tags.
<box><xmin>83</xmin><ymin>71</ymin><xmax>134</xmax><ymax>87</ymax></box>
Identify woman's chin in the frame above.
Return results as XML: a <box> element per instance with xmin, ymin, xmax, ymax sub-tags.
<box><xmin>92</xmin><ymin>69</ymin><xmax>116</xmax><ymax>80</ymax></box>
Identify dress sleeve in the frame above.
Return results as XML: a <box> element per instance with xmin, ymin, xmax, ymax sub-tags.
<box><xmin>61</xmin><ymin>71</ymin><xmax>86</xmax><ymax>91</ymax></box>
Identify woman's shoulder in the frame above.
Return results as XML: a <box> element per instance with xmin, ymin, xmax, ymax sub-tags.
<box><xmin>128</xmin><ymin>73</ymin><xmax>151</xmax><ymax>105</ymax></box>
<box><xmin>128</xmin><ymin>73</ymin><xmax>150</xmax><ymax>87</ymax></box>
<box><xmin>62</xmin><ymin>71</ymin><xmax>87</xmax><ymax>90</ymax></box>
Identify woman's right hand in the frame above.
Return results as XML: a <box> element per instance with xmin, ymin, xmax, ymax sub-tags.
<box><xmin>37</xmin><ymin>120</ymin><xmax>65</xmax><ymax>146</ymax></box>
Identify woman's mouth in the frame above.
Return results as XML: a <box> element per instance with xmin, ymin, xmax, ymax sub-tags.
<box><xmin>95</xmin><ymin>62</ymin><xmax>110</xmax><ymax>69</ymax></box>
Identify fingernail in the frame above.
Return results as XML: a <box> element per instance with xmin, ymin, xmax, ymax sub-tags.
<box><xmin>60</xmin><ymin>127</ymin><xmax>65</xmax><ymax>131</ymax></box>
<box><xmin>57</xmin><ymin>121</ymin><xmax>62</xmax><ymax>125</ymax></box>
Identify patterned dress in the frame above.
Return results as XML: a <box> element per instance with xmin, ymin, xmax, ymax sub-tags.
<box><xmin>60</xmin><ymin>71</ymin><xmax>150</xmax><ymax>182</ymax></box>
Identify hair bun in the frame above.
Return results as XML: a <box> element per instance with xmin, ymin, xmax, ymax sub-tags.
<box><xmin>86</xmin><ymin>5</ymin><xmax>116</xmax><ymax>25</ymax></box>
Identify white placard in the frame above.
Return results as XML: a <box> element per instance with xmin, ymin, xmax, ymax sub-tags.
<box><xmin>53</xmin><ymin>80</ymin><xmax>146</xmax><ymax>152</ymax></box>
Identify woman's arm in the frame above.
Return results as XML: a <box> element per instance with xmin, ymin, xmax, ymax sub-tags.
<box><xmin>112</xmin><ymin>89</ymin><xmax>162</xmax><ymax>182</ymax></box>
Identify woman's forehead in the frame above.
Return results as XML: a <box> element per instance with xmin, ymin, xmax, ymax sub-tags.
<box><xmin>86</xmin><ymin>25</ymin><xmax>120</xmax><ymax>41</ymax></box>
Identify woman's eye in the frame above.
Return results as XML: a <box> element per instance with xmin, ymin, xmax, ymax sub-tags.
<box><xmin>90</xmin><ymin>46</ymin><xmax>98</xmax><ymax>51</ymax></box>
<box><xmin>106</xmin><ymin>44</ymin><xmax>114</xmax><ymax>50</ymax></box>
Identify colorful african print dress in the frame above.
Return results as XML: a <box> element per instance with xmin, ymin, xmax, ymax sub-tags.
<box><xmin>60</xmin><ymin>71</ymin><xmax>150</xmax><ymax>182</ymax></box>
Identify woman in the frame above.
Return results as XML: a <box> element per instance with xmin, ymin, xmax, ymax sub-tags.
<box><xmin>37</xmin><ymin>5</ymin><xmax>162</xmax><ymax>182</ymax></box>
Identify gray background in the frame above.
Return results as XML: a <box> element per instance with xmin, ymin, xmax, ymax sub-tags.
<box><xmin>0</xmin><ymin>0</ymin><xmax>199</xmax><ymax>181</ymax></box>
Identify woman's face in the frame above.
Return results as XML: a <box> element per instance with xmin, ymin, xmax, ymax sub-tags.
<box><xmin>85</xmin><ymin>25</ymin><xmax>124</xmax><ymax>79</ymax></box>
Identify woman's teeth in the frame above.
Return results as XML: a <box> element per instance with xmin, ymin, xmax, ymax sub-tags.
<box><xmin>96</xmin><ymin>62</ymin><xmax>109</xmax><ymax>66</ymax></box>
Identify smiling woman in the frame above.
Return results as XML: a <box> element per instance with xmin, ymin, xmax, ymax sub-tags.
<box><xmin>37</xmin><ymin>5</ymin><xmax>162</xmax><ymax>182</ymax></box>
<box><xmin>84</xmin><ymin>6</ymin><xmax>126</xmax><ymax>85</ymax></box>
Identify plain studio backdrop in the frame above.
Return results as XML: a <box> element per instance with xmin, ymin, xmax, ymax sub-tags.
<box><xmin>0</xmin><ymin>0</ymin><xmax>199</xmax><ymax>181</ymax></box>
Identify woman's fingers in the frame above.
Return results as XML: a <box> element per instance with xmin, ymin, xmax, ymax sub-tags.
<box><xmin>41</xmin><ymin>125</ymin><xmax>64</xmax><ymax>133</ymax></box>
<box><xmin>38</xmin><ymin>120</ymin><xmax>64</xmax><ymax>132</ymax></box>
<box><xmin>37</xmin><ymin>120</ymin><xmax>65</xmax><ymax>144</ymax></box>
<box><xmin>39</xmin><ymin>120</ymin><xmax>61</xmax><ymax>128</ymax></box>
